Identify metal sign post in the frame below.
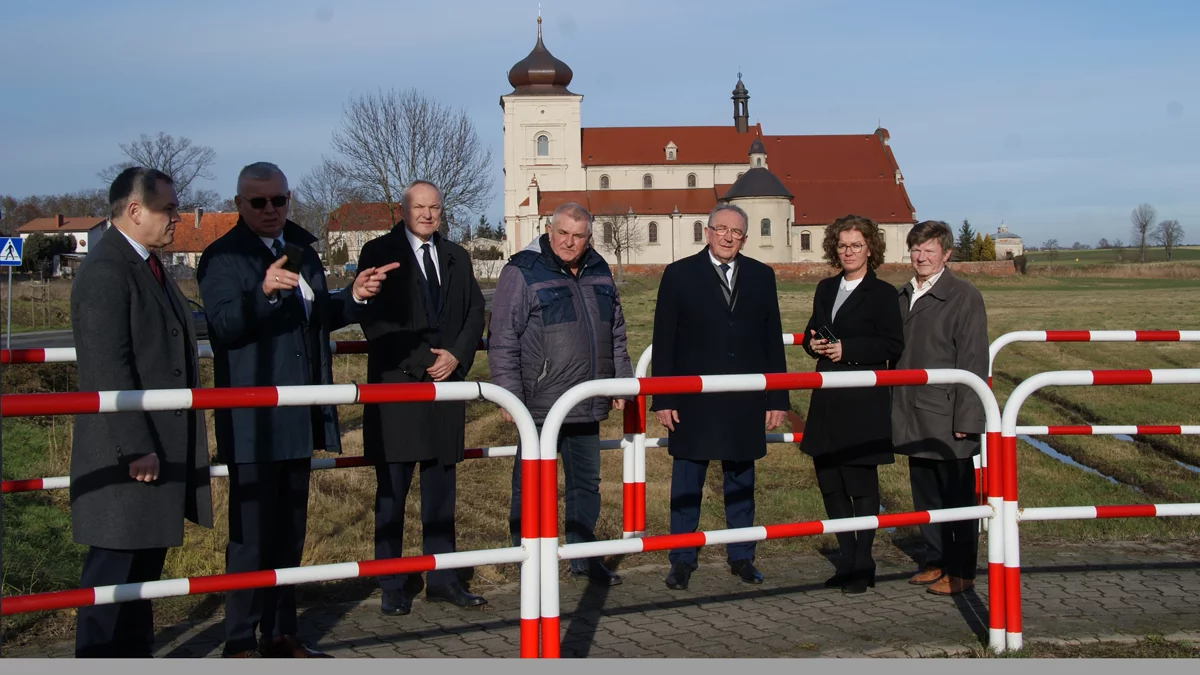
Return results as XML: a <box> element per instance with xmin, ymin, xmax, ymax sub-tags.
<box><xmin>1</xmin><ymin>236</ymin><xmax>24</xmax><ymax>350</ymax></box>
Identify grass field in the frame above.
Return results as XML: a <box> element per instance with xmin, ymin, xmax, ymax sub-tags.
<box><xmin>1025</xmin><ymin>245</ymin><xmax>1200</xmax><ymax>267</ymax></box>
<box><xmin>3</xmin><ymin>269</ymin><xmax>1200</xmax><ymax>646</ymax></box>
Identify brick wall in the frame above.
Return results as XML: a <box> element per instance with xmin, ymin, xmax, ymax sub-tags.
<box><xmin>621</xmin><ymin>260</ymin><xmax>1017</xmax><ymax>282</ymax></box>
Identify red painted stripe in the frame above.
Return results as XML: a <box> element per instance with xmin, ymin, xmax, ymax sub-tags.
<box><xmin>1002</xmin><ymin>436</ymin><xmax>1019</xmax><ymax>501</ymax></box>
<box><xmin>332</xmin><ymin>340</ymin><xmax>369</xmax><ymax>354</ymax></box>
<box><xmin>1094</xmin><ymin>504</ymin><xmax>1158</xmax><ymax>519</ymax></box>
<box><xmin>356</xmin><ymin>382</ymin><xmax>439</xmax><ymax>404</ymax></box>
<box><xmin>634</xmin><ymin>482</ymin><xmax>646</xmax><ymax>533</ymax></box>
<box><xmin>357</xmin><ymin>555</ymin><xmax>437</xmax><ymax>578</ymax></box>
<box><xmin>622</xmin><ymin>482</ymin><xmax>635</xmax><ymax>533</ymax></box>
<box><xmin>519</xmin><ymin>618</ymin><xmax>539</xmax><ymax>658</ymax></box>
<box><xmin>541</xmin><ymin>616</ymin><xmax>561</xmax><ymax>658</ymax></box>
<box><xmin>987</xmin><ymin>376</ymin><xmax>993</xmax><ymax>388</ymax></box>
<box><xmin>988</xmin><ymin>562</ymin><xmax>1005</xmax><ymax>630</ymax></box>
<box><xmin>877</xmin><ymin>511</ymin><xmax>932</xmax><ymax>528</ymax></box>
<box><xmin>1</xmin><ymin>391</ymin><xmax>100</xmax><ymax>417</ymax></box>
<box><xmin>1</xmin><ymin>349</ymin><xmax>46</xmax><ymax>364</ymax></box>
<box><xmin>762</xmin><ymin>372</ymin><xmax>823</xmax><ymax>390</ymax></box>
<box><xmin>986</xmin><ymin>432</ymin><xmax>1003</xmax><ymax>501</ymax></box>
<box><xmin>1045</xmin><ymin>426</ymin><xmax>1094</xmax><ymax>435</ymax></box>
<box><xmin>191</xmin><ymin>386</ymin><xmax>280</xmax><ymax>410</ymax></box>
<box><xmin>1</xmin><ymin>587</ymin><xmax>96</xmax><ymax>616</ymax></box>
<box><xmin>1136</xmin><ymin>425</ymin><xmax>1182</xmax><ymax>435</ymax></box>
<box><xmin>521</xmin><ymin>459</ymin><xmax>539</xmax><ymax>540</ymax></box>
<box><xmin>637</xmin><ymin>375</ymin><xmax>704</xmax><ymax>396</ymax></box>
<box><xmin>189</xmin><ymin>569</ymin><xmax>278</xmax><ymax>595</ymax></box>
<box><xmin>1134</xmin><ymin>330</ymin><xmax>1180</xmax><ymax>341</ymax></box>
<box><xmin>1045</xmin><ymin>330</ymin><xmax>1092</xmax><ymax>342</ymax></box>
<box><xmin>623</xmin><ymin>397</ymin><xmax>646</xmax><ymax>434</ymax></box>
<box><xmin>539</xmin><ymin>459</ymin><xmax>558</xmax><ymax>537</ymax></box>
<box><xmin>463</xmin><ymin>448</ymin><xmax>484</xmax><ymax>459</ymax></box>
<box><xmin>763</xmin><ymin>521</ymin><xmax>824</xmax><ymax>539</ymax></box>
<box><xmin>975</xmin><ymin>466</ymin><xmax>984</xmax><ymax>504</ymax></box>
<box><xmin>874</xmin><ymin>369</ymin><xmax>930</xmax><ymax>387</ymax></box>
<box><xmin>332</xmin><ymin>456</ymin><xmax>371</xmax><ymax>468</ymax></box>
<box><xmin>1</xmin><ymin>478</ymin><xmax>45</xmax><ymax>494</ymax></box>
<box><xmin>1004</xmin><ymin>567</ymin><xmax>1022</xmax><ymax>634</ymax></box>
<box><xmin>640</xmin><ymin>532</ymin><xmax>707</xmax><ymax>553</ymax></box>
<box><xmin>1090</xmin><ymin>369</ymin><xmax>1153</xmax><ymax>386</ymax></box>
<box><xmin>786</xmin><ymin>333</ymin><xmax>806</xmax><ymax>344</ymax></box>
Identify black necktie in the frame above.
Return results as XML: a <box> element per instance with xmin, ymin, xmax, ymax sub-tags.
<box><xmin>272</xmin><ymin>239</ymin><xmax>283</xmax><ymax>259</ymax></box>
<box><xmin>422</xmin><ymin>242</ymin><xmax>440</xmax><ymax>303</ymax></box>
<box><xmin>719</xmin><ymin>263</ymin><xmax>731</xmax><ymax>286</ymax></box>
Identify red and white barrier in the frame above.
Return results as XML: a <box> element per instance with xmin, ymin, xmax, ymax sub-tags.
<box><xmin>541</xmin><ymin>368</ymin><xmax>1007</xmax><ymax>656</ymax></box>
<box><xmin>987</xmin><ymin>330</ymin><xmax>1200</xmax><ymax>384</ymax></box>
<box><xmin>1000</xmin><ymin>368</ymin><xmax>1200</xmax><ymax>652</ymax></box>
<box><xmin>0</xmin><ymin>379</ymin><xmax>546</xmax><ymax>658</ymax></box>
<box><xmin>1015</xmin><ymin>425</ymin><xmax>1200</xmax><ymax>436</ymax></box>
<box><xmin>0</xmin><ymin>338</ymin><xmax>488</xmax><ymax>365</ymax></box>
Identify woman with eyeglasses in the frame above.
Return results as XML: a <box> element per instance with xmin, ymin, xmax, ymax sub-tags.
<box><xmin>799</xmin><ymin>214</ymin><xmax>904</xmax><ymax>594</ymax></box>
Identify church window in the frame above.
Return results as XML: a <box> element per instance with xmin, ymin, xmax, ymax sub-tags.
<box><xmin>761</xmin><ymin>218</ymin><xmax>771</xmax><ymax>237</ymax></box>
<box><xmin>600</xmin><ymin>175</ymin><xmax>610</xmax><ymax>189</ymax></box>
<box><xmin>603</xmin><ymin>221</ymin><xmax>613</xmax><ymax>245</ymax></box>
<box><xmin>666</xmin><ymin>149</ymin><xmax>676</xmax><ymax>160</ymax></box>
<box><xmin>800</xmin><ymin>231</ymin><xmax>811</xmax><ymax>251</ymax></box>
<box><xmin>687</xmin><ymin>173</ymin><xmax>697</xmax><ymax>188</ymax></box>
<box><xmin>693</xmin><ymin>221</ymin><xmax>703</xmax><ymax>242</ymax></box>
<box><xmin>648</xmin><ymin>221</ymin><xmax>659</xmax><ymax>244</ymax></box>
<box><xmin>643</xmin><ymin>174</ymin><xmax>653</xmax><ymax>189</ymax></box>
<box><xmin>755</xmin><ymin>157</ymin><xmax>762</xmax><ymax>167</ymax></box>
<box><xmin>536</xmin><ymin>134</ymin><xmax>549</xmax><ymax>156</ymax></box>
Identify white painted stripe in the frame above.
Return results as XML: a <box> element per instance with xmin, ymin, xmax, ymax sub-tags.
<box><xmin>819</xmin><ymin>370</ymin><xmax>878</xmax><ymax>389</ymax></box>
<box><xmin>1149</xmin><ymin>369</ymin><xmax>1200</xmax><ymax>385</ymax></box>
<box><xmin>433</xmin><ymin>547</ymin><xmax>525</xmax><ymax>570</ymax></box>
<box><xmin>765</xmin><ymin>433</ymin><xmax>797</xmax><ymax>443</ymax></box>
<box><xmin>622</xmin><ymin>434</ymin><xmax>634</xmax><ymax>487</ymax></box>
<box><xmin>600</xmin><ymin>439</ymin><xmax>623</xmax><ymax>450</ymax></box>
<box><xmin>100</xmin><ymin>389</ymin><xmax>195</xmax><ymax>413</ymax></box>
<box><xmin>1007</xmin><ymin>632</ymin><xmax>1023</xmax><ymax>651</ymax></box>
<box><xmin>475</xmin><ymin>445</ymin><xmax>518</xmax><ymax>458</ymax></box>
<box><xmin>432</xmin><ymin>381</ymin><xmax>482</xmax><ymax>401</ymax></box>
<box><xmin>972</xmin><ymin>454</ymin><xmax>981</xmax><ymax>470</ymax></box>
<box><xmin>703</xmin><ymin>525</ymin><xmax>768</xmax><ymax>546</ymax></box>
<box><xmin>644</xmin><ymin>437</ymin><xmax>667</xmax><ymax>448</ymax></box>
<box><xmin>927</xmin><ymin>505</ymin><xmax>994</xmax><ymax>524</ymax></box>
<box><xmin>42</xmin><ymin>476</ymin><xmax>71</xmax><ymax>489</ymax></box>
<box><xmin>276</xmin><ymin>384</ymin><xmax>357</xmax><ymax>407</ymax></box>
<box><xmin>275</xmin><ymin>562</ymin><xmax>360</xmax><ymax>586</ymax></box>
<box><xmin>1003</xmin><ymin>500</ymin><xmax>1022</xmax><ymax>569</ymax></box>
<box><xmin>519</xmin><ymin>539</ymin><xmax>540</xmax><ymax>620</ymax></box>
<box><xmin>1180</xmin><ymin>331</ymin><xmax>1200</xmax><ymax>341</ymax></box>
<box><xmin>560</xmin><ymin>539</ymin><xmax>645</xmax><ymax>560</ymax></box>
<box><xmin>1088</xmin><ymin>426</ymin><xmax>1140</xmax><ymax>435</ymax></box>
<box><xmin>540</xmin><ymin>536</ymin><xmax>560</xmax><ymax>618</ymax></box>
<box><xmin>986</xmin><ymin>497</ymin><xmax>1005</xmax><ymax>565</ymax></box>
<box><xmin>43</xmin><ymin>348</ymin><xmax>78</xmax><ymax>363</ymax></box>
<box><xmin>1088</xmin><ymin>331</ymin><xmax>1138</xmax><ymax>341</ymax></box>
<box><xmin>198</xmin><ymin>345</ymin><xmax>215</xmax><ymax>359</ymax></box>
<box><xmin>309</xmin><ymin>458</ymin><xmax>339</xmax><ymax>470</ymax></box>
<box><xmin>1019</xmin><ymin>506</ymin><xmax>1098</xmax><ymax>521</ymax></box>
<box><xmin>820</xmin><ymin>516</ymin><xmax>878</xmax><ymax>534</ymax></box>
<box><xmin>133</xmin><ymin>578</ymin><xmax>192</xmax><ymax>601</ymax></box>
<box><xmin>92</xmin><ymin>585</ymin><xmax>119</xmax><ymax>605</ymax></box>
<box><xmin>1016</xmin><ymin>426</ymin><xmax>1050</xmax><ymax>435</ymax></box>
<box><xmin>989</xmin><ymin>628</ymin><xmax>1005</xmax><ymax>654</ymax></box>
<box><xmin>208</xmin><ymin>465</ymin><xmax>230</xmax><ymax>478</ymax></box>
<box><xmin>700</xmin><ymin>373</ymin><xmax>767</xmax><ymax>392</ymax></box>
<box><xmin>781</xmin><ymin>334</ymin><xmax>798</xmax><ymax>345</ymax></box>
<box><xmin>1153</xmin><ymin>503</ymin><xmax>1200</xmax><ymax>517</ymax></box>
<box><xmin>1181</xmin><ymin>426</ymin><xmax>1200</xmax><ymax>434</ymax></box>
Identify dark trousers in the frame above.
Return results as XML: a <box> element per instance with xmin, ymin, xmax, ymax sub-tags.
<box><xmin>909</xmin><ymin>456</ymin><xmax>978</xmax><ymax>579</ymax></box>
<box><xmin>75</xmin><ymin>546</ymin><xmax>167</xmax><ymax>658</ymax></box>
<box><xmin>509</xmin><ymin>422</ymin><xmax>602</xmax><ymax>574</ymax></box>
<box><xmin>668</xmin><ymin>458</ymin><xmax>756</xmax><ymax>566</ymax></box>
<box><xmin>816</xmin><ymin>463</ymin><xmax>881</xmax><ymax>574</ymax></box>
<box><xmin>224</xmin><ymin>459</ymin><xmax>311</xmax><ymax>655</ymax></box>
<box><xmin>375</xmin><ymin>460</ymin><xmax>458</xmax><ymax>591</ymax></box>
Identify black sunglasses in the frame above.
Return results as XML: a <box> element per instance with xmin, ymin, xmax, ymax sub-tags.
<box><xmin>242</xmin><ymin>195</ymin><xmax>289</xmax><ymax>210</ymax></box>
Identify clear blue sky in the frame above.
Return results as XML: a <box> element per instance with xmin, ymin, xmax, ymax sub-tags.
<box><xmin>3</xmin><ymin>0</ymin><xmax>1198</xmax><ymax>246</ymax></box>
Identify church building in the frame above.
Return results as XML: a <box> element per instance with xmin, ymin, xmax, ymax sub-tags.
<box><xmin>501</xmin><ymin>18</ymin><xmax>919</xmax><ymax>264</ymax></box>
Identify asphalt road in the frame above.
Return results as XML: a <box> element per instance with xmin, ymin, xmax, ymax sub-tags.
<box><xmin>4</xmin><ymin>288</ymin><xmax>494</xmax><ymax>351</ymax></box>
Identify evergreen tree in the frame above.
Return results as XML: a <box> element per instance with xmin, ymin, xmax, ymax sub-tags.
<box><xmin>971</xmin><ymin>232</ymin><xmax>985</xmax><ymax>261</ymax></box>
<box><xmin>981</xmin><ymin>235</ymin><xmax>997</xmax><ymax>261</ymax></box>
<box><xmin>955</xmin><ymin>219</ymin><xmax>976</xmax><ymax>261</ymax></box>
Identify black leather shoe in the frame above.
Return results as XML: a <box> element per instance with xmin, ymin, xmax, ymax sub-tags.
<box><xmin>572</xmin><ymin>562</ymin><xmax>623</xmax><ymax>587</ymax></box>
<box><xmin>841</xmin><ymin>568</ymin><xmax>876</xmax><ymax>595</ymax></box>
<box><xmin>665</xmin><ymin>562</ymin><xmax>696</xmax><ymax>590</ymax></box>
<box><xmin>730</xmin><ymin>560</ymin><xmax>764</xmax><ymax>584</ymax></box>
<box><xmin>426</xmin><ymin>583</ymin><xmax>488</xmax><ymax>608</ymax></box>
<box><xmin>824</xmin><ymin>572</ymin><xmax>853</xmax><ymax>588</ymax></box>
<box><xmin>381</xmin><ymin>589</ymin><xmax>414</xmax><ymax>616</ymax></box>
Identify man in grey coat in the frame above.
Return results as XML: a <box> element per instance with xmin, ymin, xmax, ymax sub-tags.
<box><xmin>489</xmin><ymin>202</ymin><xmax>632</xmax><ymax>586</ymax></box>
<box><xmin>69</xmin><ymin>167</ymin><xmax>213</xmax><ymax>657</ymax></box>
<box><xmin>892</xmin><ymin>220</ymin><xmax>988</xmax><ymax>596</ymax></box>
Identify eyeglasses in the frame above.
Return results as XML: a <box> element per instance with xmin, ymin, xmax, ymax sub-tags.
<box><xmin>708</xmin><ymin>225</ymin><xmax>747</xmax><ymax>240</ymax></box>
<box><xmin>836</xmin><ymin>242</ymin><xmax>866</xmax><ymax>253</ymax></box>
<box><xmin>242</xmin><ymin>195</ymin><xmax>289</xmax><ymax>210</ymax></box>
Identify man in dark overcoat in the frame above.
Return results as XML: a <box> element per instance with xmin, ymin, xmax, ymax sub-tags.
<box><xmin>892</xmin><ymin>220</ymin><xmax>989</xmax><ymax>596</ymax></box>
<box><xmin>354</xmin><ymin>180</ymin><xmax>487</xmax><ymax>615</ymax></box>
<box><xmin>198</xmin><ymin>162</ymin><xmax>395</xmax><ymax>657</ymax></box>
<box><xmin>650</xmin><ymin>203</ymin><xmax>789</xmax><ymax>591</ymax></box>
<box><xmin>69</xmin><ymin>167</ymin><xmax>213</xmax><ymax>657</ymax></box>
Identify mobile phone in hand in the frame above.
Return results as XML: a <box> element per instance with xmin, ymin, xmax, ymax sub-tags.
<box><xmin>815</xmin><ymin>325</ymin><xmax>839</xmax><ymax>344</ymax></box>
<box><xmin>281</xmin><ymin>242</ymin><xmax>306</xmax><ymax>274</ymax></box>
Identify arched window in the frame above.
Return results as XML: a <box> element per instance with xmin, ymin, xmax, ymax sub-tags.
<box><xmin>761</xmin><ymin>218</ymin><xmax>771</xmax><ymax>237</ymax></box>
<box><xmin>603</xmin><ymin>221</ymin><xmax>613</xmax><ymax>245</ymax></box>
<box><xmin>666</xmin><ymin>149</ymin><xmax>676</xmax><ymax>160</ymax></box>
<box><xmin>536</xmin><ymin>134</ymin><xmax>549</xmax><ymax>156</ymax></box>
<box><xmin>687</xmin><ymin>173</ymin><xmax>697</xmax><ymax>188</ymax></box>
<box><xmin>648</xmin><ymin>221</ymin><xmax>659</xmax><ymax>244</ymax></box>
<box><xmin>693</xmin><ymin>221</ymin><xmax>704</xmax><ymax>242</ymax></box>
<box><xmin>643</xmin><ymin>174</ymin><xmax>653</xmax><ymax>189</ymax></box>
<box><xmin>800</xmin><ymin>231</ymin><xmax>811</xmax><ymax>251</ymax></box>
<box><xmin>599</xmin><ymin>174</ymin><xmax>610</xmax><ymax>189</ymax></box>
<box><xmin>755</xmin><ymin>157</ymin><xmax>763</xmax><ymax>167</ymax></box>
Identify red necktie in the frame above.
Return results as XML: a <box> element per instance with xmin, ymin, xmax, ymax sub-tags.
<box><xmin>147</xmin><ymin>253</ymin><xmax>166</xmax><ymax>290</ymax></box>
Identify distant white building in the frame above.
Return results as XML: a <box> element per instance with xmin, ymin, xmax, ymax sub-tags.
<box><xmin>994</xmin><ymin>222</ymin><xmax>1024</xmax><ymax>258</ymax></box>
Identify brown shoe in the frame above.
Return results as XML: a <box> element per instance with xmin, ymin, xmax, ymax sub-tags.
<box><xmin>909</xmin><ymin>566</ymin><xmax>944</xmax><ymax>585</ymax></box>
<box><xmin>259</xmin><ymin>635</ymin><xmax>332</xmax><ymax>658</ymax></box>
<box><xmin>927</xmin><ymin>575</ymin><xmax>974</xmax><ymax>596</ymax></box>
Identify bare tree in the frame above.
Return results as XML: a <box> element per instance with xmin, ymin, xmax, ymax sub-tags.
<box><xmin>1153</xmin><ymin>219</ymin><xmax>1185</xmax><ymax>261</ymax></box>
<box><xmin>1130</xmin><ymin>203</ymin><xmax>1157</xmax><ymax>263</ymax></box>
<box><xmin>595</xmin><ymin>207</ymin><xmax>646</xmax><ymax>284</ymax></box>
<box><xmin>1097</xmin><ymin>237</ymin><xmax>1110</xmax><ymax>249</ymax></box>
<box><xmin>98</xmin><ymin>132</ymin><xmax>218</xmax><ymax>209</ymax></box>
<box><xmin>329</xmin><ymin>88</ymin><xmax>493</xmax><ymax>234</ymax></box>
<box><xmin>1041</xmin><ymin>238</ymin><xmax>1059</xmax><ymax>263</ymax></box>
<box><xmin>292</xmin><ymin>157</ymin><xmax>364</xmax><ymax>249</ymax></box>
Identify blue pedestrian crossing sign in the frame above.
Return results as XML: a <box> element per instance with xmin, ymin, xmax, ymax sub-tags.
<box><xmin>0</xmin><ymin>237</ymin><xmax>22</xmax><ymax>266</ymax></box>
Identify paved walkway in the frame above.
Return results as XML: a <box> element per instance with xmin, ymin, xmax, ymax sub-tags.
<box><xmin>6</xmin><ymin>540</ymin><xmax>1199</xmax><ymax>658</ymax></box>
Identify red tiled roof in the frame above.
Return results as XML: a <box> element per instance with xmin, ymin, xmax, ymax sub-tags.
<box><xmin>329</xmin><ymin>203</ymin><xmax>399</xmax><ymax>232</ymax></box>
<box><xmin>581</xmin><ymin>124</ymin><xmax>764</xmax><ymax>166</ymax></box>
<box><xmin>537</xmin><ymin>188</ymin><xmax>723</xmax><ymax>217</ymax></box>
<box><xmin>18</xmin><ymin>216</ymin><xmax>106</xmax><ymax>233</ymax></box>
<box><xmin>163</xmin><ymin>213</ymin><xmax>239</xmax><ymax>253</ymax></box>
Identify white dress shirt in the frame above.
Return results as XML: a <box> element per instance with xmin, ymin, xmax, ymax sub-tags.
<box><xmin>406</xmin><ymin>228</ymin><xmax>441</xmax><ymax>284</ymax></box>
<box><xmin>117</xmin><ymin>227</ymin><xmax>150</xmax><ymax>261</ymax></box>
<box><xmin>263</xmin><ymin>236</ymin><xmax>314</xmax><ymax>318</ymax></box>
<box><xmin>909</xmin><ymin>267</ymin><xmax>946</xmax><ymax>309</ymax></box>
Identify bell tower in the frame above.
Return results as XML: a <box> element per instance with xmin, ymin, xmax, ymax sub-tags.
<box><xmin>732</xmin><ymin>73</ymin><xmax>750</xmax><ymax>133</ymax></box>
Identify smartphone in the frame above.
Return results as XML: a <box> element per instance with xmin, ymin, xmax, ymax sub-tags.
<box><xmin>815</xmin><ymin>325</ymin><xmax>839</xmax><ymax>344</ymax></box>
<box><xmin>281</xmin><ymin>242</ymin><xmax>306</xmax><ymax>274</ymax></box>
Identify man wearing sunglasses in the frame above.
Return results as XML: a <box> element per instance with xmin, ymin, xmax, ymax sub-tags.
<box><xmin>650</xmin><ymin>203</ymin><xmax>789</xmax><ymax>591</ymax></box>
<box><xmin>198</xmin><ymin>162</ymin><xmax>397</xmax><ymax>658</ymax></box>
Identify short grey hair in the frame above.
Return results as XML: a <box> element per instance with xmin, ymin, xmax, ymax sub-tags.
<box><xmin>707</xmin><ymin>203</ymin><xmax>749</xmax><ymax>232</ymax></box>
<box><xmin>237</xmin><ymin>162</ymin><xmax>287</xmax><ymax>193</ymax></box>
<box><xmin>551</xmin><ymin>202</ymin><xmax>593</xmax><ymax>234</ymax></box>
<box><xmin>402</xmin><ymin>179</ymin><xmax>442</xmax><ymax>205</ymax></box>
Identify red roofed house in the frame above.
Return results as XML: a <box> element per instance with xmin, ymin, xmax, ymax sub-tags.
<box><xmin>501</xmin><ymin>18</ymin><xmax>917</xmax><ymax>263</ymax></box>
<box><xmin>327</xmin><ymin>202</ymin><xmax>401</xmax><ymax>263</ymax></box>
<box><xmin>17</xmin><ymin>214</ymin><xmax>108</xmax><ymax>256</ymax></box>
<box><xmin>160</xmin><ymin>209</ymin><xmax>240</xmax><ymax>268</ymax></box>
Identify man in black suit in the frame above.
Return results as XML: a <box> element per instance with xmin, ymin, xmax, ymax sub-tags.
<box><xmin>199</xmin><ymin>162</ymin><xmax>396</xmax><ymax>658</ymax></box>
<box><xmin>354</xmin><ymin>180</ymin><xmax>487</xmax><ymax>616</ymax></box>
<box><xmin>650</xmin><ymin>203</ymin><xmax>789</xmax><ymax>591</ymax></box>
<box><xmin>69</xmin><ymin>167</ymin><xmax>213</xmax><ymax>657</ymax></box>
